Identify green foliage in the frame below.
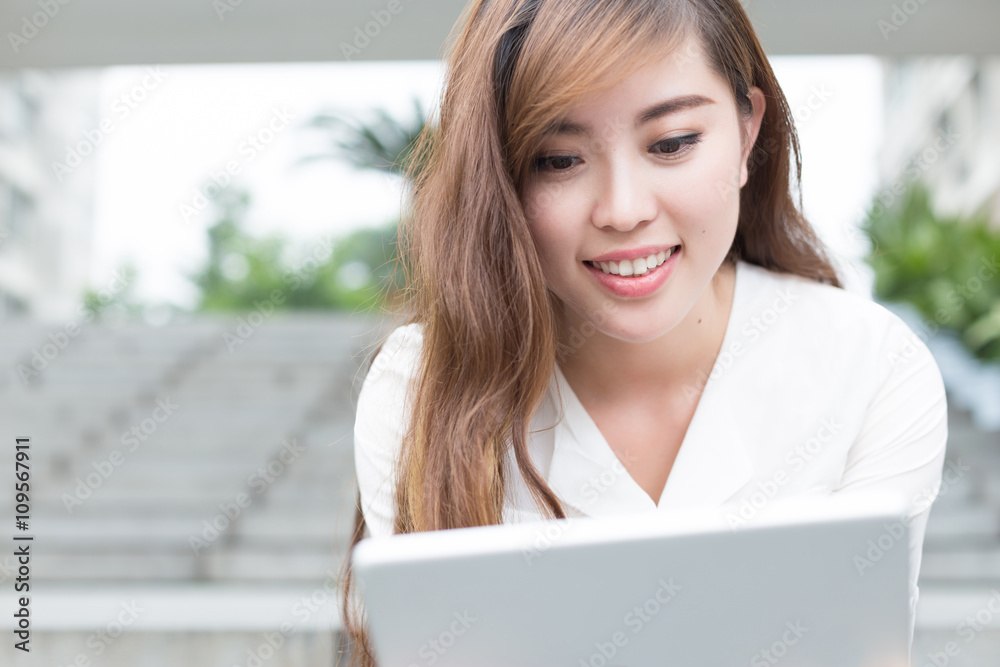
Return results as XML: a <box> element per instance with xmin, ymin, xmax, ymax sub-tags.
<box><xmin>81</xmin><ymin>263</ymin><xmax>143</xmax><ymax>321</ymax></box>
<box><xmin>300</xmin><ymin>96</ymin><xmax>432</xmax><ymax>179</ymax></box>
<box><xmin>862</xmin><ymin>182</ymin><xmax>1000</xmax><ymax>362</ymax></box>
<box><xmin>188</xmin><ymin>99</ymin><xmax>429</xmax><ymax>313</ymax></box>
<box><xmin>189</xmin><ymin>187</ymin><xmax>403</xmax><ymax>313</ymax></box>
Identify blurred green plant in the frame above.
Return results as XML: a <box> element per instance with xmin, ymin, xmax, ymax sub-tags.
<box><xmin>81</xmin><ymin>263</ymin><xmax>143</xmax><ymax>321</ymax></box>
<box><xmin>190</xmin><ymin>98</ymin><xmax>431</xmax><ymax>313</ymax></box>
<box><xmin>862</xmin><ymin>182</ymin><xmax>1000</xmax><ymax>362</ymax></box>
<box><xmin>300</xmin><ymin>96</ymin><xmax>431</xmax><ymax>178</ymax></box>
<box><xmin>189</xmin><ymin>187</ymin><xmax>403</xmax><ymax>312</ymax></box>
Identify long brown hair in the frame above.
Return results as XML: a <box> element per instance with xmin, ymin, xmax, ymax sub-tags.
<box><xmin>338</xmin><ymin>1</ymin><xmax>841</xmax><ymax>663</ymax></box>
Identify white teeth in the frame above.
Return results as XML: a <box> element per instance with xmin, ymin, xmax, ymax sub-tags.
<box><xmin>588</xmin><ymin>246</ymin><xmax>677</xmax><ymax>276</ymax></box>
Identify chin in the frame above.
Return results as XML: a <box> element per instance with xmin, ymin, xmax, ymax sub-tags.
<box><xmin>595</xmin><ymin>315</ymin><xmax>686</xmax><ymax>345</ymax></box>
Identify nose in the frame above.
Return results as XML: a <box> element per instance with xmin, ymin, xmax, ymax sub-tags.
<box><xmin>590</xmin><ymin>149</ymin><xmax>658</xmax><ymax>232</ymax></box>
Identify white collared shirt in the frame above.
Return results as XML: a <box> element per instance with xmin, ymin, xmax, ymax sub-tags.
<box><xmin>353</xmin><ymin>259</ymin><xmax>948</xmax><ymax>645</ymax></box>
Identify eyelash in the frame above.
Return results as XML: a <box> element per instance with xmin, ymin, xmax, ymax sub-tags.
<box><xmin>532</xmin><ymin>133</ymin><xmax>703</xmax><ymax>174</ymax></box>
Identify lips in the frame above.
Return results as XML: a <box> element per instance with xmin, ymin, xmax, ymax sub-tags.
<box><xmin>583</xmin><ymin>245</ymin><xmax>681</xmax><ymax>298</ymax></box>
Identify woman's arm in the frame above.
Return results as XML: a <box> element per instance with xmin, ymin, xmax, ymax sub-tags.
<box><xmin>353</xmin><ymin>324</ymin><xmax>423</xmax><ymax>539</ymax></box>
<box><xmin>834</xmin><ymin>314</ymin><xmax>949</xmax><ymax>646</ymax></box>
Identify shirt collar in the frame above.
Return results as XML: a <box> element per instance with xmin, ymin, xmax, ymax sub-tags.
<box><xmin>544</xmin><ymin>260</ymin><xmax>755</xmax><ymax>517</ymax></box>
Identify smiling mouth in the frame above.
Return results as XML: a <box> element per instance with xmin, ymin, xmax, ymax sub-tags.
<box><xmin>584</xmin><ymin>245</ymin><xmax>680</xmax><ymax>277</ymax></box>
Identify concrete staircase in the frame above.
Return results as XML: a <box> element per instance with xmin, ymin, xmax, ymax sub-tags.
<box><xmin>913</xmin><ymin>399</ymin><xmax>1000</xmax><ymax>666</ymax></box>
<box><xmin>0</xmin><ymin>312</ymin><xmax>395</xmax><ymax>666</ymax></box>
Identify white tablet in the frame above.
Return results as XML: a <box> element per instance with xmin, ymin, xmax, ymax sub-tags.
<box><xmin>351</xmin><ymin>491</ymin><xmax>912</xmax><ymax>667</ymax></box>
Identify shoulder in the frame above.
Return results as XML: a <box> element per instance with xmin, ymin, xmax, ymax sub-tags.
<box><xmin>737</xmin><ymin>260</ymin><xmax>920</xmax><ymax>359</ymax></box>
<box><xmin>732</xmin><ymin>260</ymin><xmax>943</xmax><ymax>403</ymax></box>
<box><xmin>362</xmin><ymin>322</ymin><xmax>425</xmax><ymax>389</ymax></box>
<box><xmin>739</xmin><ymin>260</ymin><xmax>892</xmax><ymax>324</ymax></box>
<box><xmin>354</xmin><ymin>322</ymin><xmax>425</xmax><ymax>441</ymax></box>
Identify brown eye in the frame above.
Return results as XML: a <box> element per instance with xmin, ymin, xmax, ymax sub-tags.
<box><xmin>651</xmin><ymin>133</ymin><xmax>703</xmax><ymax>158</ymax></box>
<box><xmin>534</xmin><ymin>155</ymin><xmax>580</xmax><ymax>172</ymax></box>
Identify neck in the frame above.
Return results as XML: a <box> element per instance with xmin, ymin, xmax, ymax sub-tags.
<box><xmin>557</xmin><ymin>260</ymin><xmax>737</xmax><ymax>400</ymax></box>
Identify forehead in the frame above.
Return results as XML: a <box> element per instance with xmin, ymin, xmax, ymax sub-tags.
<box><xmin>544</xmin><ymin>35</ymin><xmax>728</xmax><ymax>135</ymax></box>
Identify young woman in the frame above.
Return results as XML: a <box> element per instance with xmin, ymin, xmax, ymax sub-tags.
<box><xmin>342</xmin><ymin>0</ymin><xmax>948</xmax><ymax>663</ymax></box>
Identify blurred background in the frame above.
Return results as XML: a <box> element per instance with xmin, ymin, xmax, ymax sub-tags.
<box><xmin>0</xmin><ymin>0</ymin><xmax>998</xmax><ymax>665</ymax></box>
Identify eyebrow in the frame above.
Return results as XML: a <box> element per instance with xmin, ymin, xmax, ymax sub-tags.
<box><xmin>545</xmin><ymin>94</ymin><xmax>716</xmax><ymax>137</ymax></box>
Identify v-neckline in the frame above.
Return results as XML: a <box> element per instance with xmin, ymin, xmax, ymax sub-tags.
<box><xmin>551</xmin><ymin>259</ymin><xmax>747</xmax><ymax>507</ymax></box>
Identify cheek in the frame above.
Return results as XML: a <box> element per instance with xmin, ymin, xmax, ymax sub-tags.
<box><xmin>522</xmin><ymin>185</ymin><xmax>585</xmax><ymax>265</ymax></box>
<box><xmin>667</xmin><ymin>146</ymin><xmax>742</xmax><ymax>238</ymax></box>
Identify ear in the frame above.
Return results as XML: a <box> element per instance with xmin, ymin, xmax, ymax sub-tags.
<box><xmin>739</xmin><ymin>86</ymin><xmax>767</xmax><ymax>188</ymax></box>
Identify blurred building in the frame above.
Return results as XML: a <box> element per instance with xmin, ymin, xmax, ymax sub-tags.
<box><xmin>878</xmin><ymin>56</ymin><xmax>1000</xmax><ymax>226</ymax></box>
<box><xmin>0</xmin><ymin>69</ymin><xmax>100</xmax><ymax>321</ymax></box>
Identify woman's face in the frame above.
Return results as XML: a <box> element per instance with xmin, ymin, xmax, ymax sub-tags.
<box><xmin>520</xmin><ymin>36</ymin><xmax>764</xmax><ymax>344</ymax></box>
